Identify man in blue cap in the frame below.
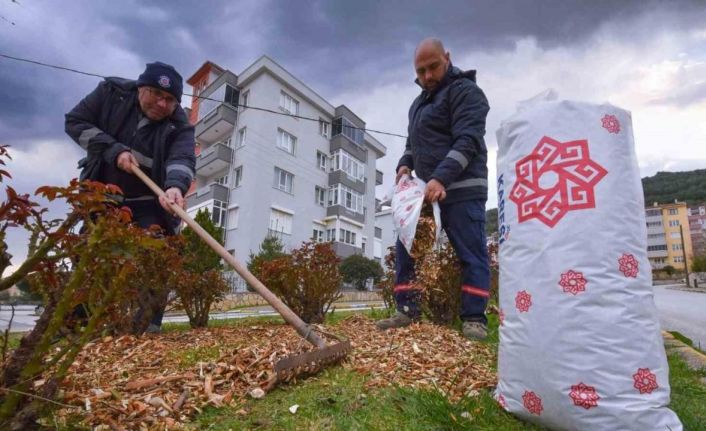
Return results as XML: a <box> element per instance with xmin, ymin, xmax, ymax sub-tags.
<box><xmin>65</xmin><ymin>61</ymin><xmax>196</xmax><ymax>333</ymax></box>
<box><xmin>376</xmin><ymin>38</ymin><xmax>491</xmax><ymax>340</ymax></box>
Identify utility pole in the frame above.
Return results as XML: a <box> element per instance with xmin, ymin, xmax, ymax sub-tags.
<box><xmin>680</xmin><ymin>224</ymin><xmax>690</xmax><ymax>287</ymax></box>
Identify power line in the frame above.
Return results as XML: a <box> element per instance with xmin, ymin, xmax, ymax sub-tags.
<box><xmin>0</xmin><ymin>52</ymin><xmax>408</xmax><ymax>139</ymax></box>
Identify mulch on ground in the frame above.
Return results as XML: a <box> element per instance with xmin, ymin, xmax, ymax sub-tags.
<box><xmin>54</xmin><ymin>315</ymin><xmax>496</xmax><ymax>429</ymax></box>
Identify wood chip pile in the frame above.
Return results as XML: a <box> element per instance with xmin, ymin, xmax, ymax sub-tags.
<box><xmin>54</xmin><ymin>315</ymin><xmax>496</xmax><ymax>429</ymax></box>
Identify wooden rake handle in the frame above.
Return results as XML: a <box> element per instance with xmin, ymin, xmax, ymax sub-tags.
<box><xmin>130</xmin><ymin>164</ymin><xmax>327</xmax><ymax>349</ymax></box>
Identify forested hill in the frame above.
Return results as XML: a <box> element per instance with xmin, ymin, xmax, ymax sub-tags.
<box><xmin>642</xmin><ymin>169</ymin><xmax>706</xmax><ymax>207</ymax></box>
<box><xmin>485</xmin><ymin>169</ymin><xmax>706</xmax><ymax>235</ymax></box>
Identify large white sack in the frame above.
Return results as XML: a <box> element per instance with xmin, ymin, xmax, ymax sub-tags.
<box><xmin>494</xmin><ymin>91</ymin><xmax>682</xmax><ymax>431</ymax></box>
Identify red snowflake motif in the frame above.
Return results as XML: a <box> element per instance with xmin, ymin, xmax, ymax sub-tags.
<box><xmin>499</xmin><ymin>309</ymin><xmax>505</xmax><ymax>326</ymax></box>
<box><xmin>633</xmin><ymin>368</ymin><xmax>659</xmax><ymax>394</ymax></box>
<box><xmin>510</xmin><ymin>136</ymin><xmax>608</xmax><ymax>228</ymax></box>
<box><xmin>601</xmin><ymin>114</ymin><xmax>621</xmax><ymax>134</ymax></box>
<box><xmin>522</xmin><ymin>391</ymin><xmax>543</xmax><ymax>416</ymax></box>
<box><xmin>618</xmin><ymin>254</ymin><xmax>639</xmax><ymax>278</ymax></box>
<box><xmin>497</xmin><ymin>393</ymin><xmax>507</xmax><ymax>410</ymax></box>
<box><xmin>515</xmin><ymin>290</ymin><xmax>532</xmax><ymax>313</ymax></box>
<box><xmin>569</xmin><ymin>382</ymin><xmax>600</xmax><ymax>409</ymax></box>
<box><xmin>559</xmin><ymin>270</ymin><xmax>588</xmax><ymax>295</ymax></box>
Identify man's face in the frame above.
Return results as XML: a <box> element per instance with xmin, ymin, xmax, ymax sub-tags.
<box><xmin>414</xmin><ymin>47</ymin><xmax>450</xmax><ymax>93</ymax></box>
<box><xmin>138</xmin><ymin>86</ymin><xmax>178</xmax><ymax>121</ymax></box>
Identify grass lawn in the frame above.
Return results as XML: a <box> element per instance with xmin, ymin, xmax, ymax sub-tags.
<box><xmin>175</xmin><ymin>310</ymin><xmax>705</xmax><ymax>430</ymax></box>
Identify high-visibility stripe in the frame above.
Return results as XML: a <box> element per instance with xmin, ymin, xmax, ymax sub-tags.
<box><xmin>166</xmin><ymin>163</ymin><xmax>195</xmax><ymax>180</ymax></box>
<box><xmin>132</xmin><ymin>149</ymin><xmax>153</xmax><ymax>168</ymax></box>
<box><xmin>462</xmin><ymin>285</ymin><xmax>490</xmax><ymax>298</ymax></box>
<box><xmin>78</xmin><ymin>127</ymin><xmax>102</xmax><ymax>149</ymax></box>
<box><xmin>447</xmin><ymin>178</ymin><xmax>488</xmax><ymax>190</ymax></box>
<box><xmin>394</xmin><ymin>284</ymin><xmax>419</xmax><ymax>294</ymax></box>
<box><xmin>447</xmin><ymin>150</ymin><xmax>469</xmax><ymax>169</ymax></box>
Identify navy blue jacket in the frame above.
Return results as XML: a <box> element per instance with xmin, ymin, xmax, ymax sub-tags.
<box><xmin>397</xmin><ymin>65</ymin><xmax>489</xmax><ymax>204</ymax></box>
<box><xmin>65</xmin><ymin>78</ymin><xmax>196</xmax><ymax>197</ymax></box>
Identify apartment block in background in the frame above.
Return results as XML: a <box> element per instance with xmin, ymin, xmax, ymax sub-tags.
<box><xmin>184</xmin><ymin>57</ymin><xmax>386</xmax><ymax>290</ymax></box>
<box><xmin>645</xmin><ymin>201</ymin><xmax>693</xmax><ymax>270</ymax></box>
<box><xmin>687</xmin><ymin>203</ymin><xmax>706</xmax><ymax>257</ymax></box>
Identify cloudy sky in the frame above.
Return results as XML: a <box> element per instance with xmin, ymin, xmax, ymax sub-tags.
<box><xmin>1</xmin><ymin>0</ymin><xmax>706</xmax><ymax>270</ymax></box>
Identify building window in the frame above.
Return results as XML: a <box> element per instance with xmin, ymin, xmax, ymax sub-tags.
<box><xmin>277</xmin><ymin>129</ymin><xmax>296</xmax><ymax>154</ymax></box>
<box><xmin>228</xmin><ymin>207</ymin><xmax>239</xmax><ymax>229</ymax></box>
<box><xmin>670</xmin><ymin>232</ymin><xmax>681</xmax><ymax>239</ymax></box>
<box><xmin>647</xmin><ymin>233</ymin><xmax>665</xmax><ymax>239</ymax></box>
<box><xmin>234</xmin><ymin>166</ymin><xmax>243</xmax><ymax>188</ymax></box>
<box><xmin>241</xmin><ymin>90</ymin><xmax>249</xmax><ymax>108</ymax></box>
<box><xmin>212</xmin><ymin>199</ymin><xmax>227</xmax><ymax>227</ymax></box>
<box><xmin>319</xmin><ymin>119</ymin><xmax>330</xmax><ymax>138</ymax></box>
<box><xmin>331</xmin><ymin>149</ymin><xmax>365</xmax><ymax>181</ymax></box>
<box><xmin>215</xmin><ymin>174</ymin><xmax>229</xmax><ymax>186</ymax></box>
<box><xmin>328</xmin><ymin>184</ymin><xmax>364</xmax><ymax>214</ymax></box>
<box><xmin>668</xmin><ymin>220</ymin><xmax>680</xmax><ymax>227</ymax></box>
<box><xmin>315</xmin><ymin>186</ymin><xmax>326</xmax><ymax>206</ymax></box>
<box><xmin>645</xmin><ymin>209</ymin><xmax>662</xmax><ymax>217</ymax></box>
<box><xmin>646</xmin><ymin>221</ymin><xmax>663</xmax><ymax>228</ymax></box>
<box><xmin>332</xmin><ymin>116</ymin><xmax>364</xmax><ymax>146</ymax></box>
<box><xmin>375</xmin><ymin>227</ymin><xmax>382</xmax><ymax>239</ymax></box>
<box><xmin>269</xmin><ymin>209</ymin><xmax>293</xmax><ymax>235</ymax></box>
<box><xmin>338</xmin><ymin>228</ymin><xmax>357</xmax><ymax>246</ymax></box>
<box><xmin>700</xmin><ymin>206</ymin><xmax>705</xmax><ymax>215</ymax></box>
<box><xmin>316</xmin><ymin>151</ymin><xmax>328</xmax><ymax>171</ymax></box>
<box><xmin>668</xmin><ymin>208</ymin><xmax>679</xmax><ymax>215</ymax></box>
<box><xmin>647</xmin><ymin>245</ymin><xmax>668</xmax><ymax>251</ymax></box>
<box><xmin>236</xmin><ymin>127</ymin><xmax>246</xmax><ymax>147</ymax></box>
<box><xmin>326</xmin><ymin>228</ymin><xmax>336</xmax><ymax>242</ymax></box>
<box><xmin>312</xmin><ymin>227</ymin><xmax>325</xmax><ymax>242</ymax></box>
<box><xmin>274</xmin><ymin>167</ymin><xmax>294</xmax><ymax>193</ymax></box>
<box><xmin>279</xmin><ymin>91</ymin><xmax>299</xmax><ymax>115</ymax></box>
<box><xmin>674</xmin><ymin>256</ymin><xmax>684</xmax><ymax>263</ymax></box>
<box><xmin>672</xmin><ymin>243</ymin><xmax>683</xmax><ymax>251</ymax></box>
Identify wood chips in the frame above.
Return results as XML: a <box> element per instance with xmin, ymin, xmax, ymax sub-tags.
<box><xmin>53</xmin><ymin>315</ymin><xmax>496</xmax><ymax>429</ymax></box>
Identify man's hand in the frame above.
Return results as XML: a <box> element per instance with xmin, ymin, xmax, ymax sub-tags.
<box><xmin>396</xmin><ymin>166</ymin><xmax>411</xmax><ymax>184</ymax></box>
<box><xmin>159</xmin><ymin>187</ymin><xmax>185</xmax><ymax>214</ymax></box>
<box><xmin>425</xmin><ymin>179</ymin><xmax>446</xmax><ymax>203</ymax></box>
<box><xmin>117</xmin><ymin>151</ymin><xmax>138</xmax><ymax>173</ymax></box>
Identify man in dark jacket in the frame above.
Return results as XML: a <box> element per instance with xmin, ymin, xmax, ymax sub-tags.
<box><xmin>65</xmin><ymin>61</ymin><xmax>196</xmax><ymax>332</ymax></box>
<box><xmin>376</xmin><ymin>38</ymin><xmax>491</xmax><ymax>340</ymax></box>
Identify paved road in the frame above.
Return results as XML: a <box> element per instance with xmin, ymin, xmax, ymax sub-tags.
<box><xmin>653</xmin><ymin>284</ymin><xmax>706</xmax><ymax>350</ymax></box>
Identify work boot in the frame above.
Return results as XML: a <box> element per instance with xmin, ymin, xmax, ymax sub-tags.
<box><xmin>375</xmin><ymin>311</ymin><xmax>418</xmax><ymax>330</ymax></box>
<box><xmin>462</xmin><ymin>321</ymin><xmax>488</xmax><ymax>341</ymax></box>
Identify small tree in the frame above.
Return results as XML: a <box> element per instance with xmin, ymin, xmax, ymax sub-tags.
<box><xmin>663</xmin><ymin>265</ymin><xmax>676</xmax><ymax>276</ymax></box>
<box><xmin>247</xmin><ymin>234</ymin><xmax>287</xmax><ymax>291</ymax></box>
<box><xmin>173</xmin><ymin>209</ymin><xmax>228</xmax><ymax>328</ymax></box>
<box><xmin>259</xmin><ymin>242</ymin><xmax>341</xmax><ymax>323</ymax></box>
<box><xmin>340</xmin><ymin>254</ymin><xmax>383</xmax><ymax>291</ymax></box>
<box><xmin>691</xmin><ymin>254</ymin><xmax>706</xmax><ymax>273</ymax></box>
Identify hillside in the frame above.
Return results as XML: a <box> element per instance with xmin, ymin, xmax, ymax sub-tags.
<box><xmin>641</xmin><ymin>169</ymin><xmax>706</xmax><ymax>207</ymax></box>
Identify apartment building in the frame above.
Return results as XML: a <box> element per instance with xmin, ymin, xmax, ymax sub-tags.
<box><xmin>687</xmin><ymin>203</ymin><xmax>706</xmax><ymax>257</ymax></box>
<box><xmin>645</xmin><ymin>201</ymin><xmax>694</xmax><ymax>270</ymax></box>
<box><xmin>184</xmin><ymin>57</ymin><xmax>386</xmax><ymax>289</ymax></box>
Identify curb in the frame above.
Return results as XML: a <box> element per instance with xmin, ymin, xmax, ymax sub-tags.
<box><xmin>662</xmin><ymin>331</ymin><xmax>706</xmax><ymax>375</ymax></box>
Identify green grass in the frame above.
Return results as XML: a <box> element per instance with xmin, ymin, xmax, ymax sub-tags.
<box><xmin>190</xmin><ymin>367</ymin><xmax>538</xmax><ymax>431</ymax></box>
<box><xmin>667</xmin><ymin>353</ymin><xmax>706</xmax><ymax>429</ymax></box>
<box><xmin>669</xmin><ymin>331</ymin><xmax>705</xmax><ymax>354</ymax></box>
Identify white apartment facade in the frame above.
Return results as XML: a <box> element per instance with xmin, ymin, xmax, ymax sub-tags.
<box><xmin>184</xmin><ymin>57</ymin><xmax>386</xmax><ymax>289</ymax></box>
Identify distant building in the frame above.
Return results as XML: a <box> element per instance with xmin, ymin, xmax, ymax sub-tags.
<box><xmin>645</xmin><ymin>201</ymin><xmax>694</xmax><ymax>270</ymax></box>
<box><xmin>687</xmin><ymin>203</ymin><xmax>706</xmax><ymax>257</ymax></box>
<box><xmin>184</xmin><ymin>57</ymin><xmax>387</xmax><ymax>290</ymax></box>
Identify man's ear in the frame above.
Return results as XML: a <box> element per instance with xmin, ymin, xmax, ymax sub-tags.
<box><xmin>445</xmin><ymin>51</ymin><xmax>450</xmax><ymax>62</ymax></box>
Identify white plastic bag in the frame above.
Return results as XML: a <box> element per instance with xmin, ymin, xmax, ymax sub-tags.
<box><xmin>494</xmin><ymin>92</ymin><xmax>682</xmax><ymax>430</ymax></box>
<box><xmin>391</xmin><ymin>175</ymin><xmax>441</xmax><ymax>254</ymax></box>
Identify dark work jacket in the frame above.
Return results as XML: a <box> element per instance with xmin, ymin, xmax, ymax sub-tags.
<box><xmin>65</xmin><ymin>78</ymin><xmax>195</xmax><ymax>229</ymax></box>
<box><xmin>397</xmin><ymin>64</ymin><xmax>490</xmax><ymax>204</ymax></box>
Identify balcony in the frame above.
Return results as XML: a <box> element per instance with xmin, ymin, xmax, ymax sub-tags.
<box><xmin>195</xmin><ymin>104</ymin><xmax>237</xmax><ymax>144</ymax></box>
<box><xmin>328</xmin><ymin>171</ymin><xmax>365</xmax><ymax>194</ymax></box>
<box><xmin>376</xmin><ymin>169</ymin><xmax>383</xmax><ymax>186</ymax></box>
<box><xmin>647</xmin><ymin>249</ymin><xmax>669</xmax><ymax>258</ymax></box>
<box><xmin>186</xmin><ymin>183</ymin><xmax>229</xmax><ymax>208</ymax></box>
<box><xmin>196</xmin><ymin>142</ymin><xmax>233</xmax><ymax>177</ymax></box>
<box><xmin>327</xmin><ymin>205</ymin><xmax>365</xmax><ymax>224</ymax></box>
